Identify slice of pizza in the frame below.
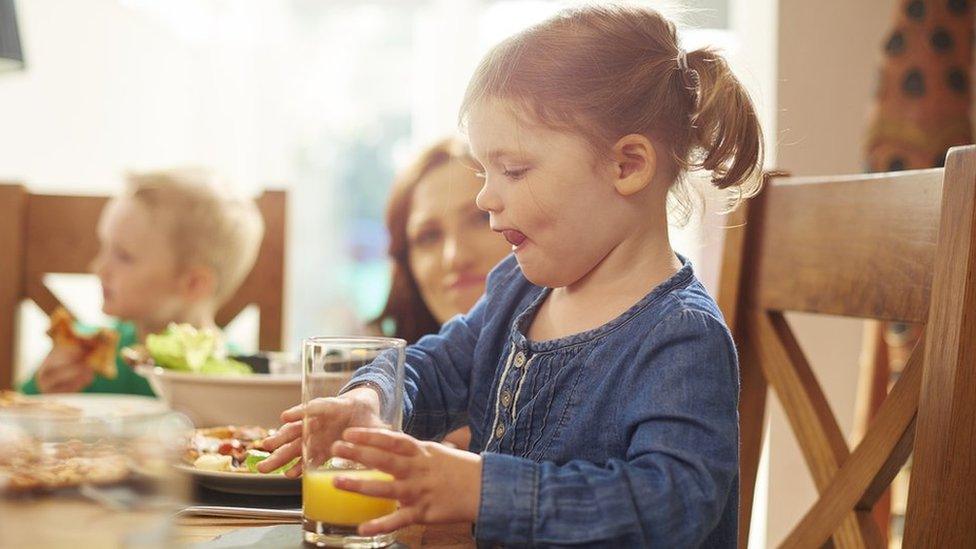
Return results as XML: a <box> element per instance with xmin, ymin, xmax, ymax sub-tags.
<box><xmin>47</xmin><ymin>308</ymin><xmax>119</xmax><ymax>380</ymax></box>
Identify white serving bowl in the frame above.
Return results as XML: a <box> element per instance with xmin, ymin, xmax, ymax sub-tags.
<box><xmin>136</xmin><ymin>365</ymin><xmax>351</xmax><ymax>428</ymax></box>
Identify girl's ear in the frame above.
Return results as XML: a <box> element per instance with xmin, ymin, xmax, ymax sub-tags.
<box><xmin>611</xmin><ymin>134</ymin><xmax>657</xmax><ymax>196</ymax></box>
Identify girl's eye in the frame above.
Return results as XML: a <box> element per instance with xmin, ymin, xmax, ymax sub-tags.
<box><xmin>503</xmin><ymin>167</ymin><xmax>529</xmax><ymax>181</ymax></box>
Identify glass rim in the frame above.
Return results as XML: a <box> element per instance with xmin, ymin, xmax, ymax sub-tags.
<box><xmin>302</xmin><ymin>335</ymin><xmax>406</xmax><ymax>348</ymax></box>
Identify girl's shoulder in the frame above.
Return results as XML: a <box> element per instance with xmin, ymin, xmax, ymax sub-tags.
<box><xmin>481</xmin><ymin>254</ymin><xmax>539</xmax><ymax>307</ymax></box>
<box><xmin>662</xmin><ymin>276</ymin><xmax>728</xmax><ymax>329</ymax></box>
<box><xmin>640</xmin><ymin>276</ymin><xmax>736</xmax><ymax>360</ymax></box>
<box><xmin>484</xmin><ymin>253</ymin><xmax>525</xmax><ymax>291</ymax></box>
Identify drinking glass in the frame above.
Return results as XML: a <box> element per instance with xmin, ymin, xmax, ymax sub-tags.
<box><xmin>301</xmin><ymin>336</ymin><xmax>406</xmax><ymax>548</ymax></box>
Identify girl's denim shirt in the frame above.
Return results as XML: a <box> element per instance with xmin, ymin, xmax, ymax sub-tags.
<box><xmin>351</xmin><ymin>254</ymin><xmax>739</xmax><ymax>548</ymax></box>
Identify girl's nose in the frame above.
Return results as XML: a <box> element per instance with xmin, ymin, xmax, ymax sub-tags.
<box><xmin>475</xmin><ymin>179</ymin><xmax>502</xmax><ymax>214</ymax></box>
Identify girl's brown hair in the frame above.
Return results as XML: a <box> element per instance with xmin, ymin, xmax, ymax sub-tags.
<box><xmin>371</xmin><ymin>137</ymin><xmax>477</xmax><ymax>344</ymax></box>
<box><xmin>460</xmin><ymin>4</ymin><xmax>763</xmax><ymax>217</ymax></box>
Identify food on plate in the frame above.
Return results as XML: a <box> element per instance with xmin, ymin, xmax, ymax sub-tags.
<box><xmin>193</xmin><ymin>454</ymin><xmax>234</xmax><ymax>472</ymax></box>
<box><xmin>0</xmin><ymin>391</ymin><xmax>81</xmax><ymax>416</ymax></box>
<box><xmin>183</xmin><ymin>425</ymin><xmax>297</xmax><ymax>474</ymax></box>
<box><xmin>0</xmin><ymin>436</ymin><xmax>130</xmax><ymax>493</ymax></box>
<box><xmin>47</xmin><ymin>307</ymin><xmax>118</xmax><ymax>379</ymax></box>
<box><xmin>122</xmin><ymin>323</ymin><xmax>251</xmax><ymax>376</ymax></box>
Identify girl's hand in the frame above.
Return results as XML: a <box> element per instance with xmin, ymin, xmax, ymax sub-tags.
<box><xmin>331</xmin><ymin>427</ymin><xmax>483</xmax><ymax>536</ymax></box>
<box><xmin>36</xmin><ymin>345</ymin><xmax>92</xmax><ymax>394</ymax></box>
<box><xmin>258</xmin><ymin>387</ymin><xmax>384</xmax><ymax>477</ymax></box>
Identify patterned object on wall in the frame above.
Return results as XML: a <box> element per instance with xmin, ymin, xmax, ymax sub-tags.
<box><xmin>864</xmin><ymin>0</ymin><xmax>972</xmax><ymax>546</ymax></box>
<box><xmin>867</xmin><ymin>0</ymin><xmax>972</xmax><ymax>170</ymax></box>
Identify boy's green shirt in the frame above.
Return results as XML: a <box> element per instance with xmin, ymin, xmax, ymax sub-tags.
<box><xmin>20</xmin><ymin>321</ymin><xmax>154</xmax><ymax>396</ymax></box>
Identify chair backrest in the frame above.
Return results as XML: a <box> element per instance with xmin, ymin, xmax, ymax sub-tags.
<box><xmin>0</xmin><ymin>185</ymin><xmax>286</xmax><ymax>390</ymax></box>
<box><xmin>719</xmin><ymin>145</ymin><xmax>976</xmax><ymax>548</ymax></box>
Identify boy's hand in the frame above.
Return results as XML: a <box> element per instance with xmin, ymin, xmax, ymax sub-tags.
<box><xmin>258</xmin><ymin>387</ymin><xmax>385</xmax><ymax>477</ymax></box>
<box><xmin>331</xmin><ymin>428</ymin><xmax>483</xmax><ymax>536</ymax></box>
<box><xmin>36</xmin><ymin>345</ymin><xmax>92</xmax><ymax>394</ymax></box>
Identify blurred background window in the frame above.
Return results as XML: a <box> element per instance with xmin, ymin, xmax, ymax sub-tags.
<box><xmin>0</xmin><ymin>0</ymin><xmax>736</xmax><ymax>370</ymax></box>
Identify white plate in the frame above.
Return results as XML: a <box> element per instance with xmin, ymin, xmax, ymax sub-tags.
<box><xmin>174</xmin><ymin>463</ymin><xmax>301</xmax><ymax>496</ymax></box>
<box><xmin>21</xmin><ymin>393</ymin><xmax>170</xmax><ymax>419</ymax></box>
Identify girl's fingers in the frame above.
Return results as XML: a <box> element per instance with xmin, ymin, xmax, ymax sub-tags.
<box><xmin>261</xmin><ymin>421</ymin><xmax>302</xmax><ymax>451</ymax></box>
<box><xmin>257</xmin><ymin>438</ymin><xmax>302</xmax><ymax>473</ymax></box>
<box><xmin>342</xmin><ymin>428</ymin><xmax>419</xmax><ymax>457</ymax></box>
<box><xmin>282</xmin><ymin>397</ymin><xmax>348</xmax><ymax>422</ymax></box>
<box><xmin>333</xmin><ymin>476</ymin><xmax>397</xmax><ymax>499</ymax></box>
<box><xmin>280</xmin><ymin>404</ymin><xmax>304</xmax><ymax>422</ymax></box>
<box><xmin>358</xmin><ymin>509</ymin><xmax>417</xmax><ymax>536</ymax></box>
<box><xmin>331</xmin><ymin>441</ymin><xmax>409</xmax><ymax>478</ymax></box>
<box><xmin>284</xmin><ymin>459</ymin><xmax>303</xmax><ymax>478</ymax></box>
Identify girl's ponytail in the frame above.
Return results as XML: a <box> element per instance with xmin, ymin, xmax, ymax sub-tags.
<box><xmin>684</xmin><ymin>48</ymin><xmax>764</xmax><ymax>197</ymax></box>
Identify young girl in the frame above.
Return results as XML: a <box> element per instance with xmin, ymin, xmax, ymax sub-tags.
<box><xmin>261</xmin><ymin>4</ymin><xmax>762</xmax><ymax>546</ymax></box>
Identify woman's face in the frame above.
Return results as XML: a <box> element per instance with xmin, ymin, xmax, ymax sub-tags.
<box><xmin>406</xmin><ymin>160</ymin><xmax>511</xmax><ymax>323</ymax></box>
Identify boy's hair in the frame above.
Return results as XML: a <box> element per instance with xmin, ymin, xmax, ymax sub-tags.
<box><xmin>123</xmin><ymin>168</ymin><xmax>265</xmax><ymax>304</ymax></box>
<box><xmin>460</xmin><ymin>4</ymin><xmax>764</xmax><ymax>219</ymax></box>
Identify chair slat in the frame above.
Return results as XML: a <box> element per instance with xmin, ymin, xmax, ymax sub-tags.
<box><xmin>751</xmin><ymin>311</ymin><xmax>876</xmax><ymax>547</ymax></box>
<box><xmin>24</xmin><ymin>194</ymin><xmax>108</xmax><ymax>277</ymax></box>
<box><xmin>751</xmin><ymin>311</ymin><xmax>850</xmax><ymax>483</ymax></box>
<box><xmin>781</xmin><ymin>337</ymin><xmax>923</xmax><ymax>547</ymax></box>
<box><xmin>752</xmin><ymin>171</ymin><xmax>943</xmax><ymax>323</ymax></box>
<box><xmin>0</xmin><ymin>184</ymin><xmax>27</xmax><ymax>391</ymax></box>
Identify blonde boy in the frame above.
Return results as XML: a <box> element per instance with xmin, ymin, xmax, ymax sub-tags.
<box><xmin>22</xmin><ymin>169</ymin><xmax>265</xmax><ymax>395</ymax></box>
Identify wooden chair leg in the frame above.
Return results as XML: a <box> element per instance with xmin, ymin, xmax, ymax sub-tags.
<box><xmin>853</xmin><ymin>320</ymin><xmax>891</xmax><ymax>543</ymax></box>
<box><xmin>904</xmin><ymin>146</ymin><xmax>976</xmax><ymax>547</ymax></box>
<box><xmin>738</xmin><ymin>339</ymin><xmax>767</xmax><ymax>548</ymax></box>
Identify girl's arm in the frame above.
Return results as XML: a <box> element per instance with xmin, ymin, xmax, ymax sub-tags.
<box><xmin>476</xmin><ymin>310</ymin><xmax>740</xmax><ymax>547</ymax></box>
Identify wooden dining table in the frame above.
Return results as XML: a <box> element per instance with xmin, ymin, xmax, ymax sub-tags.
<box><xmin>177</xmin><ymin>516</ymin><xmax>475</xmax><ymax>547</ymax></box>
<box><xmin>173</xmin><ymin>483</ymin><xmax>476</xmax><ymax>547</ymax></box>
<box><xmin>0</xmin><ymin>495</ymin><xmax>475</xmax><ymax>547</ymax></box>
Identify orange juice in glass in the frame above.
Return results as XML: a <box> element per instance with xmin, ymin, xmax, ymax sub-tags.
<box><xmin>303</xmin><ymin>469</ymin><xmax>397</xmax><ymax>526</ymax></box>
<box><xmin>301</xmin><ymin>337</ymin><xmax>405</xmax><ymax>548</ymax></box>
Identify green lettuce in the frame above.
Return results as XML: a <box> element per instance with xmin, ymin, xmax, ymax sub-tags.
<box><xmin>145</xmin><ymin>323</ymin><xmax>251</xmax><ymax>375</ymax></box>
<box><xmin>244</xmin><ymin>449</ymin><xmax>299</xmax><ymax>474</ymax></box>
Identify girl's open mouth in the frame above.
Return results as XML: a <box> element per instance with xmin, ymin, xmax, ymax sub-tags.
<box><xmin>502</xmin><ymin>229</ymin><xmax>527</xmax><ymax>248</ymax></box>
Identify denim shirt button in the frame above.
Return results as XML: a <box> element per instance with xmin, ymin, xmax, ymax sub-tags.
<box><xmin>513</xmin><ymin>351</ymin><xmax>527</xmax><ymax>368</ymax></box>
<box><xmin>494</xmin><ymin>424</ymin><xmax>505</xmax><ymax>439</ymax></box>
<box><xmin>500</xmin><ymin>390</ymin><xmax>512</xmax><ymax>407</ymax></box>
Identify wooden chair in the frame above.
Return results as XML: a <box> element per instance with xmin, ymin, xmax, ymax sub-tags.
<box><xmin>719</xmin><ymin>145</ymin><xmax>976</xmax><ymax>548</ymax></box>
<box><xmin>0</xmin><ymin>184</ymin><xmax>286</xmax><ymax>391</ymax></box>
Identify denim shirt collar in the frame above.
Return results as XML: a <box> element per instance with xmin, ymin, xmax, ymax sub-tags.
<box><xmin>509</xmin><ymin>253</ymin><xmax>696</xmax><ymax>353</ymax></box>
